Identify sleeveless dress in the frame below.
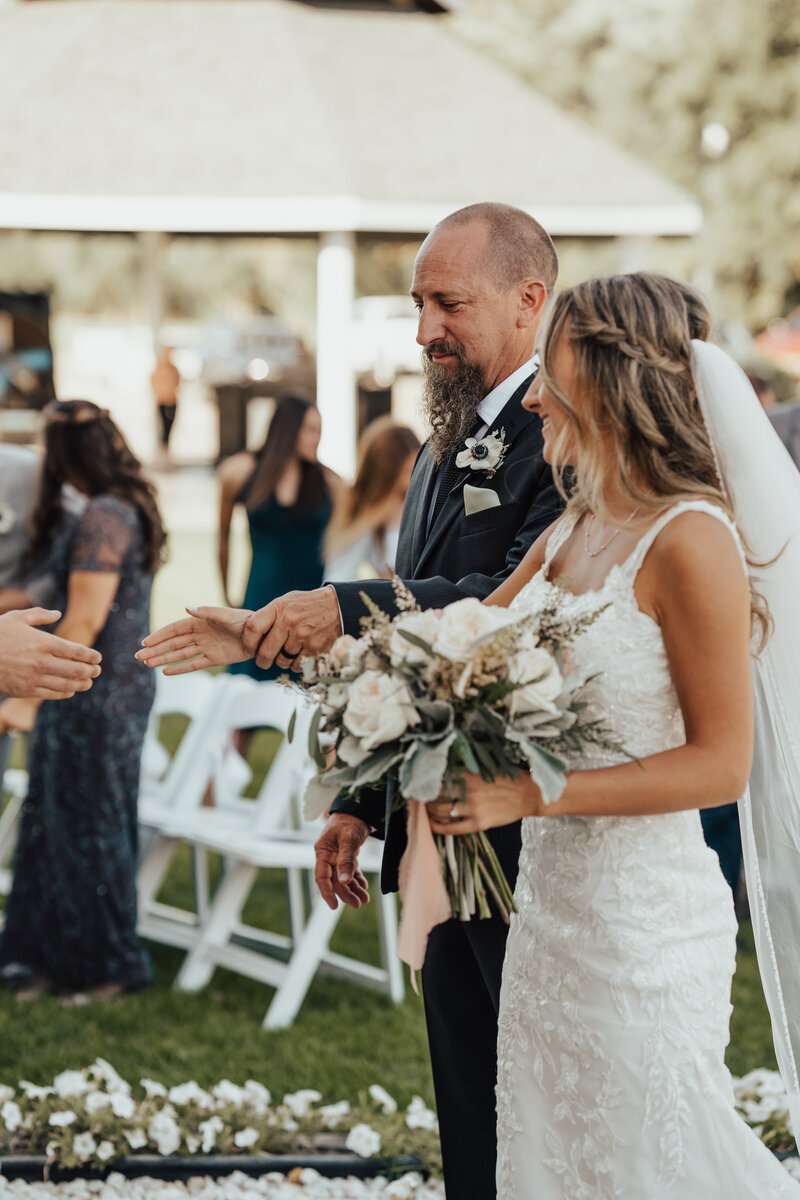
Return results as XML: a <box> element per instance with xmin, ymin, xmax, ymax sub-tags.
<box><xmin>229</xmin><ymin>488</ymin><xmax>331</xmax><ymax>682</ymax></box>
<box><xmin>496</xmin><ymin>500</ymin><xmax>800</xmax><ymax>1199</ymax></box>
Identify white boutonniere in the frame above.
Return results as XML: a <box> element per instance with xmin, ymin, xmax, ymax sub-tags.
<box><xmin>455</xmin><ymin>428</ymin><xmax>508</xmax><ymax>478</ymax></box>
<box><xmin>0</xmin><ymin>503</ymin><xmax>17</xmax><ymax>535</ymax></box>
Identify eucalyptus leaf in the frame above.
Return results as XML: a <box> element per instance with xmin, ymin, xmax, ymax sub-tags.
<box><xmin>303</xmin><ymin>774</ymin><xmax>338</xmax><ymax>821</ymax></box>
<box><xmin>396</xmin><ymin>628</ymin><xmax>436</xmax><ymax>657</ymax></box>
<box><xmin>287</xmin><ymin>708</ymin><xmax>297</xmax><ymax>745</ymax></box>
<box><xmin>399</xmin><ymin>730</ymin><xmax>458</xmax><ymax>802</ymax></box>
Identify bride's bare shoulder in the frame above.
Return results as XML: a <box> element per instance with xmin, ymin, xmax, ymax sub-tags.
<box><xmin>640</xmin><ymin>508</ymin><xmax>747</xmax><ymax>614</ymax></box>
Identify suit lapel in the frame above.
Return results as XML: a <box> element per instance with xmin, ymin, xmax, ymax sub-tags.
<box><xmin>414</xmin><ymin>375</ymin><xmax>535</xmax><ymax>577</ymax></box>
<box><xmin>396</xmin><ymin>446</ymin><xmax>437</xmax><ymax>576</ymax></box>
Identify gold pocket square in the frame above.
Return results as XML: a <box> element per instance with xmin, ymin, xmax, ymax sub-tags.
<box><xmin>464</xmin><ymin>483</ymin><xmax>501</xmax><ymax>516</ymax></box>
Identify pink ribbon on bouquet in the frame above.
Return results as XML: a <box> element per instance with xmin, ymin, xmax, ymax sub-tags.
<box><xmin>397</xmin><ymin>799</ymin><xmax>452</xmax><ymax>992</ymax></box>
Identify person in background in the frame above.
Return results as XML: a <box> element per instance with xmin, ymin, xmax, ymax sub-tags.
<box><xmin>218</xmin><ymin>394</ymin><xmax>340</xmax><ymax>682</ymax></box>
<box><xmin>150</xmin><ymin>345</ymin><xmax>181</xmax><ymax>462</ymax></box>
<box><xmin>324</xmin><ymin>418</ymin><xmax>420</xmax><ymax>581</ymax></box>
<box><xmin>0</xmin><ymin>401</ymin><xmax>166</xmax><ymax>1002</ymax></box>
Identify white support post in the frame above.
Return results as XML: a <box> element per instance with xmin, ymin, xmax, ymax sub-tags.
<box><xmin>316</xmin><ymin>231</ymin><xmax>357</xmax><ymax>479</ymax></box>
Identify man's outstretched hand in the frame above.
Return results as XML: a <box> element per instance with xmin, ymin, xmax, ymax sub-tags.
<box><xmin>136</xmin><ymin>606</ymin><xmax>254</xmax><ymax>675</ymax></box>
<box><xmin>0</xmin><ymin>608</ymin><xmax>102</xmax><ymax>699</ymax></box>
<box><xmin>242</xmin><ymin>586</ymin><xmax>343</xmax><ymax>672</ymax></box>
<box><xmin>314</xmin><ymin>812</ymin><xmax>371</xmax><ymax>910</ymax></box>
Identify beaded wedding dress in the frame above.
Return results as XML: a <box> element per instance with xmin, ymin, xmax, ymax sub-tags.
<box><xmin>497</xmin><ymin>500</ymin><xmax>800</xmax><ymax>1199</ymax></box>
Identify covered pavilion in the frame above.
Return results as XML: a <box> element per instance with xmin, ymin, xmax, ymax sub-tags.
<box><xmin>0</xmin><ymin>0</ymin><xmax>701</xmax><ymax>472</ymax></box>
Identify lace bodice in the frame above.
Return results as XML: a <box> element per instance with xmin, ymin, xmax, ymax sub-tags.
<box><xmin>494</xmin><ymin>501</ymin><xmax>799</xmax><ymax>1199</ymax></box>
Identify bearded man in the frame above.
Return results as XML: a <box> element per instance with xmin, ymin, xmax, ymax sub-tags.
<box><xmin>140</xmin><ymin>202</ymin><xmax>562</xmax><ymax>1199</ymax></box>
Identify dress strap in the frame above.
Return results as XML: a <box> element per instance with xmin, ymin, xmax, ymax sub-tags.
<box><xmin>622</xmin><ymin>499</ymin><xmax>745</xmax><ymax>581</ymax></box>
<box><xmin>542</xmin><ymin>509</ymin><xmax>580</xmax><ymax>580</ymax></box>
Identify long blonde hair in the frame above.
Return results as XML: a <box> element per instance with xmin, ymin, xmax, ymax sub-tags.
<box><xmin>538</xmin><ymin>272</ymin><xmax>771</xmax><ymax>646</ymax></box>
<box><xmin>325</xmin><ymin>418</ymin><xmax>420</xmax><ymax>559</ymax></box>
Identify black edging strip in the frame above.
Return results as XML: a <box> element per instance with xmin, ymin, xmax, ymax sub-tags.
<box><xmin>0</xmin><ymin>1154</ymin><xmax>426</xmax><ymax>1184</ymax></box>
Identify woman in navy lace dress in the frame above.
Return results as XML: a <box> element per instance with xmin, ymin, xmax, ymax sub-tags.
<box><xmin>0</xmin><ymin>401</ymin><xmax>166</xmax><ymax>1000</ymax></box>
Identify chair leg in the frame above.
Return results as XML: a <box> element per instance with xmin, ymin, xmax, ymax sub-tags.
<box><xmin>376</xmin><ymin>891</ymin><xmax>405</xmax><ymax>1004</ymax></box>
<box><xmin>175</xmin><ymin>861</ymin><xmax>259</xmax><ymax>992</ymax></box>
<box><xmin>262</xmin><ymin>897</ymin><xmax>342</xmax><ymax>1030</ymax></box>
<box><xmin>137</xmin><ymin>835</ymin><xmax>180</xmax><ymax>923</ymax></box>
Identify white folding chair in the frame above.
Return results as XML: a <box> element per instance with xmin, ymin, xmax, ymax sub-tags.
<box><xmin>0</xmin><ymin>754</ymin><xmax>28</xmax><ymax>899</ymax></box>
<box><xmin>137</xmin><ymin>671</ymin><xmax>238</xmax><ymax>947</ymax></box>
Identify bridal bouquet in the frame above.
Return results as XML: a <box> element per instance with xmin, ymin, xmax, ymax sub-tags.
<box><xmin>296</xmin><ymin>580</ymin><xmax>620</xmax><ymax>936</ymax></box>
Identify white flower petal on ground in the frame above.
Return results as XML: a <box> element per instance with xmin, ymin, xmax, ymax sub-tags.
<box><xmin>212</xmin><ymin>1080</ymin><xmax>246</xmax><ymax>1108</ymax></box>
<box><xmin>140</xmin><ymin>1078</ymin><xmax>168</xmax><ymax>1099</ymax></box>
<box><xmin>20</xmin><ymin>1082</ymin><xmax>54</xmax><ymax>1100</ymax></box>
<box><xmin>282</xmin><ymin>1089</ymin><xmax>322</xmax><ymax>1119</ymax></box>
<box><xmin>71</xmin><ymin>1131</ymin><xmax>97</xmax><ymax>1161</ymax></box>
<box><xmin>53</xmin><ymin>1071</ymin><xmax>93</xmax><ymax>1099</ymax></box>
<box><xmin>0</xmin><ymin>1084</ymin><xmax>15</xmax><ymax>1104</ymax></box>
<box><xmin>125</xmin><ymin>1128</ymin><xmax>148</xmax><ymax>1151</ymax></box>
<box><xmin>110</xmin><ymin>1091</ymin><xmax>137</xmax><ymax>1119</ymax></box>
<box><xmin>319</xmin><ymin>1100</ymin><xmax>350</xmax><ymax>1128</ymax></box>
<box><xmin>198</xmin><ymin>1115</ymin><xmax>225</xmax><ymax>1153</ymax></box>
<box><xmin>48</xmin><ymin>1111</ymin><xmax>77</xmax><ymax>1127</ymax></box>
<box><xmin>233</xmin><ymin>1127</ymin><xmax>259</xmax><ymax>1148</ymax></box>
<box><xmin>345</xmin><ymin>1122</ymin><xmax>382</xmax><ymax>1157</ymax></box>
<box><xmin>91</xmin><ymin>1059</ymin><xmax>131</xmax><ymax>1095</ymax></box>
<box><xmin>168</xmin><ymin>1081</ymin><xmax>212</xmax><ymax>1109</ymax></box>
<box><xmin>147</xmin><ymin>1107</ymin><xmax>182</xmax><ymax>1156</ymax></box>
<box><xmin>85</xmin><ymin>1092</ymin><xmax>113</xmax><ymax>1115</ymax></box>
<box><xmin>405</xmin><ymin>1096</ymin><xmax>438</xmax><ymax>1133</ymax></box>
<box><xmin>2</xmin><ymin>1100</ymin><xmax>22</xmax><ymax>1132</ymax></box>
<box><xmin>96</xmin><ymin>1140</ymin><xmax>115</xmax><ymax>1162</ymax></box>
<box><xmin>368</xmin><ymin>1085</ymin><xmax>397</xmax><ymax>1115</ymax></box>
<box><xmin>243</xmin><ymin>1079</ymin><xmax>271</xmax><ymax>1115</ymax></box>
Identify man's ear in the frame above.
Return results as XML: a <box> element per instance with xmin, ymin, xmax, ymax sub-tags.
<box><xmin>516</xmin><ymin>280</ymin><xmax>548</xmax><ymax>330</ymax></box>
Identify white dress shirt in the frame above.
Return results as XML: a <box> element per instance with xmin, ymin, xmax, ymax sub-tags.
<box><xmin>474</xmin><ymin>355</ymin><xmax>538</xmax><ymax>437</ymax></box>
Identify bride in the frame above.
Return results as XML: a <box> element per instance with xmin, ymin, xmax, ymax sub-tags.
<box><xmin>426</xmin><ymin>272</ymin><xmax>800</xmax><ymax>1197</ymax></box>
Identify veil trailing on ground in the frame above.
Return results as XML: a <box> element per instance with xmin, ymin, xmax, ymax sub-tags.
<box><xmin>692</xmin><ymin>339</ymin><xmax>800</xmax><ymax>1135</ymax></box>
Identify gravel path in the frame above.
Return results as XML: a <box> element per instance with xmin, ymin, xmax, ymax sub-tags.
<box><xmin>0</xmin><ymin>1169</ymin><xmax>445</xmax><ymax>1200</ymax></box>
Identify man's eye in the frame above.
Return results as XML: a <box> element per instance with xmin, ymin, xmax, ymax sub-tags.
<box><xmin>413</xmin><ymin>301</ymin><xmax>423</xmax><ymax>312</ymax></box>
<box><xmin>442</xmin><ymin>302</ymin><xmax>462</xmax><ymax>312</ymax></box>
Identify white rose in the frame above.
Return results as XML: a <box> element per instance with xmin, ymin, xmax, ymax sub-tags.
<box><xmin>328</xmin><ymin>634</ymin><xmax>360</xmax><ymax>672</ymax></box>
<box><xmin>343</xmin><ymin>671</ymin><xmax>419</xmax><ymax>750</ymax></box>
<box><xmin>72</xmin><ymin>1132</ymin><xmax>97</xmax><ymax>1160</ymax></box>
<box><xmin>506</xmin><ymin>648</ymin><xmax>563</xmax><ymax>718</ymax></box>
<box><xmin>345</xmin><ymin>1122</ymin><xmax>382</xmax><ymax>1157</ymax></box>
<box><xmin>433</xmin><ymin>597</ymin><xmax>517</xmax><ymax>662</ymax></box>
<box><xmin>389</xmin><ymin>610</ymin><xmax>440</xmax><ymax>669</ymax></box>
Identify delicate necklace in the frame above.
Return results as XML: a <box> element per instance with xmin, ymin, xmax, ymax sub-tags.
<box><xmin>583</xmin><ymin>507</ymin><xmax>640</xmax><ymax>558</ymax></box>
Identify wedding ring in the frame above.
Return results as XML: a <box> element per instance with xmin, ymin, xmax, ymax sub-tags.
<box><xmin>449</xmin><ymin>804</ymin><xmax>463</xmax><ymax>821</ymax></box>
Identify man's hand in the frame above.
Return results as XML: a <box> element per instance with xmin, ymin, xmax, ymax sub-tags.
<box><xmin>242</xmin><ymin>586</ymin><xmax>343</xmax><ymax>672</ymax></box>
<box><xmin>136</xmin><ymin>606</ymin><xmax>254</xmax><ymax>675</ymax></box>
<box><xmin>314</xmin><ymin>812</ymin><xmax>371</xmax><ymax>910</ymax></box>
<box><xmin>0</xmin><ymin>608</ymin><xmax>102</xmax><ymax>699</ymax></box>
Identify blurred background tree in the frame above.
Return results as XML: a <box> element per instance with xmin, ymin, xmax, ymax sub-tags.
<box><xmin>456</xmin><ymin>0</ymin><xmax>800</xmax><ymax>328</ymax></box>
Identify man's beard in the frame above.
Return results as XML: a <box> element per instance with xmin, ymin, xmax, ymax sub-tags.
<box><xmin>421</xmin><ymin>342</ymin><xmax>486</xmax><ymax>465</ymax></box>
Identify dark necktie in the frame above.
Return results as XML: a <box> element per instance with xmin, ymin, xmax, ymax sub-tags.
<box><xmin>429</xmin><ymin>417</ymin><xmax>484</xmax><ymax>532</ymax></box>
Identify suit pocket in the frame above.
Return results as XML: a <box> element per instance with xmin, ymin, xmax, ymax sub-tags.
<box><xmin>459</xmin><ymin>502</ymin><xmax>524</xmax><ymax>538</ymax></box>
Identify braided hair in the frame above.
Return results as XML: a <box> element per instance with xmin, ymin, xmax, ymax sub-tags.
<box><xmin>538</xmin><ymin>271</ymin><xmax>770</xmax><ymax>645</ymax></box>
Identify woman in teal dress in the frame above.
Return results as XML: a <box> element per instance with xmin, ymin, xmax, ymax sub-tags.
<box><xmin>218</xmin><ymin>395</ymin><xmax>339</xmax><ymax>681</ymax></box>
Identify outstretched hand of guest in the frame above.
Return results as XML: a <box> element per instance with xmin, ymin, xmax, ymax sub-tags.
<box><xmin>136</xmin><ymin>606</ymin><xmax>254</xmax><ymax>675</ymax></box>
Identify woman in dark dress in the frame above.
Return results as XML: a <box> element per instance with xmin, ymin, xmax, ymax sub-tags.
<box><xmin>217</xmin><ymin>395</ymin><xmax>339</xmax><ymax>682</ymax></box>
<box><xmin>0</xmin><ymin>400</ymin><xmax>166</xmax><ymax>1000</ymax></box>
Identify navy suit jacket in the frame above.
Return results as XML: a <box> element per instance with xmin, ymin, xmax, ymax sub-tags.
<box><xmin>330</xmin><ymin>375</ymin><xmax>563</xmax><ymax>891</ymax></box>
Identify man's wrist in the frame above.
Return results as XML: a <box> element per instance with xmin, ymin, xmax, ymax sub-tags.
<box><xmin>324</xmin><ymin>584</ymin><xmax>344</xmax><ymax>638</ymax></box>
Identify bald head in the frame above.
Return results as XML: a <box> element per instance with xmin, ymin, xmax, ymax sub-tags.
<box><xmin>435</xmin><ymin>202</ymin><xmax>558</xmax><ymax>293</ymax></box>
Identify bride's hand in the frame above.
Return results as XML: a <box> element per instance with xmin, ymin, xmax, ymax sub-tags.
<box><xmin>428</xmin><ymin>772</ymin><xmax>543</xmax><ymax>835</ymax></box>
<box><xmin>136</xmin><ymin>606</ymin><xmax>254</xmax><ymax>675</ymax></box>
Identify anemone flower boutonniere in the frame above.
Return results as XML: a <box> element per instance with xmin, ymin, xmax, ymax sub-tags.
<box><xmin>455</xmin><ymin>428</ymin><xmax>508</xmax><ymax>479</ymax></box>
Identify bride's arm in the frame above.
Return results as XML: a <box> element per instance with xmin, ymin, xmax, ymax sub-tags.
<box><xmin>482</xmin><ymin>520</ymin><xmax>559</xmax><ymax>608</ymax></box>
<box><xmin>431</xmin><ymin>512</ymin><xmax>753</xmax><ymax>829</ymax></box>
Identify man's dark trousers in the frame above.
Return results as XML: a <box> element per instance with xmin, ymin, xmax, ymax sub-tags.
<box><xmin>333</xmin><ymin>378</ymin><xmax>562</xmax><ymax>1199</ymax></box>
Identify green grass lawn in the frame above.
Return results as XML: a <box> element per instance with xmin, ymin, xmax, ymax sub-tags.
<box><xmin>0</xmin><ymin>715</ymin><xmax>777</xmax><ymax>1100</ymax></box>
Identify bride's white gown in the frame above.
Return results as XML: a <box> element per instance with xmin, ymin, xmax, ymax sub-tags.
<box><xmin>498</xmin><ymin>501</ymin><xmax>800</xmax><ymax>1199</ymax></box>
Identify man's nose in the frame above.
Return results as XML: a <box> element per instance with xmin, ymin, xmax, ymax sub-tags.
<box><xmin>416</xmin><ymin>306</ymin><xmax>446</xmax><ymax>347</ymax></box>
